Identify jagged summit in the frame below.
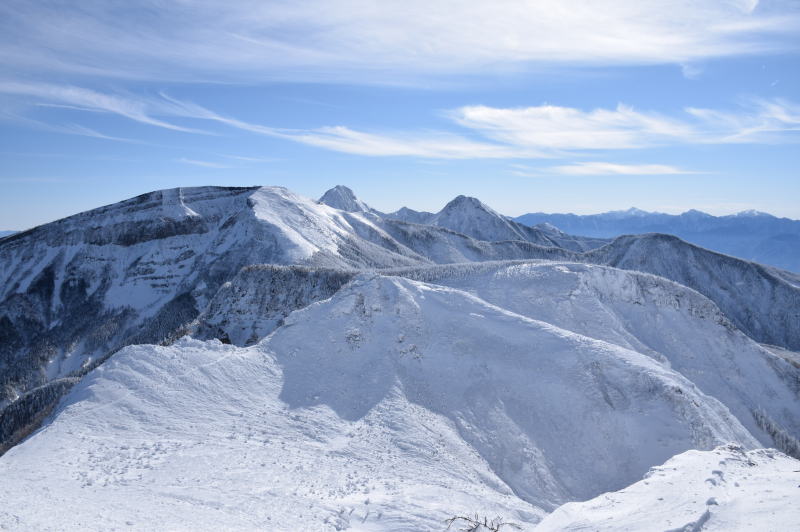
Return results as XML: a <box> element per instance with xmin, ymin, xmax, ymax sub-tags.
<box><xmin>318</xmin><ymin>185</ymin><xmax>373</xmax><ymax>213</ymax></box>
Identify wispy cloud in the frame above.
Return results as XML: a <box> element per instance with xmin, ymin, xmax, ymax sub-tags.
<box><xmin>686</xmin><ymin>98</ymin><xmax>800</xmax><ymax>142</ymax></box>
<box><xmin>449</xmin><ymin>104</ymin><xmax>694</xmax><ymax>151</ymax></box>
<box><xmin>0</xmin><ymin>81</ymin><xmax>208</xmax><ymax>134</ymax></box>
<box><xmin>4</xmin><ymin>83</ymin><xmax>799</xmax><ymax>160</ymax></box>
<box><xmin>176</xmin><ymin>158</ymin><xmax>233</xmax><ymax>169</ymax></box>
<box><xmin>0</xmin><ymin>109</ymin><xmax>143</xmax><ymax>143</ymax></box>
<box><xmin>1</xmin><ymin>1</ymin><xmax>798</xmax><ymax>84</ymax></box>
<box><xmin>218</xmin><ymin>154</ymin><xmax>278</xmax><ymax>163</ymax></box>
<box><xmin>275</xmin><ymin>126</ymin><xmax>532</xmax><ymax>159</ymax></box>
<box><xmin>546</xmin><ymin>162</ymin><xmax>697</xmax><ymax>176</ymax></box>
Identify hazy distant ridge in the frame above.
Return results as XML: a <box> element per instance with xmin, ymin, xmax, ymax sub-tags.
<box><xmin>516</xmin><ymin>208</ymin><xmax>800</xmax><ymax>272</ymax></box>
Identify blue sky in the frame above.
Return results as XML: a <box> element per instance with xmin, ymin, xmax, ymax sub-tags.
<box><xmin>1</xmin><ymin>1</ymin><xmax>799</xmax><ymax>229</ymax></box>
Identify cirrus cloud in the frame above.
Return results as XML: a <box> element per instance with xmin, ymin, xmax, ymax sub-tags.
<box><xmin>0</xmin><ymin>1</ymin><xmax>798</xmax><ymax>84</ymax></box>
<box><xmin>1</xmin><ymin>81</ymin><xmax>798</xmax><ymax>162</ymax></box>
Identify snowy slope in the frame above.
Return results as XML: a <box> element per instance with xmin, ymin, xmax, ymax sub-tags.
<box><xmin>195</xmin><ymin>261</ymin><xmax>800</xmax><ymax>456</ymax></box>
<box><xmin>0</xmin><ymin>186</ymin><xmax>435</xmax><ymax>448</ymax></box>
<box><xmin>535</xmin><ymin>444</ymin><xmax>800</xmax><ymax>532</ymax></box>
<box><xmin>587</xmin><ymin>233</ymin><xmax>800</xmax><ymax>350</ymax></box>
<box><xmin>0</xmin><ymin>274</ymin><xmax>761</xmax><ymax>530</ymax></box>
<box><xmin>413</xmin><ymin>261</ymin><xmax>800</xmax><ymax>455</ymax></box>
<box><xmin>193</xmin><ymin>265</ymin><xmax>356</xmax><ymax>346</ymax></box>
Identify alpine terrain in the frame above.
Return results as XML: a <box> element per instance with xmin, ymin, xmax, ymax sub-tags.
<box><xmin>0</xmin><ymin>185</ymin><xmax>798</xmax><ymax>530</ymax></box>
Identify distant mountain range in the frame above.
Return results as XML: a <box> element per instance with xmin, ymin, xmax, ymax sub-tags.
<box><xmin>0</xmin><ymin>231</ymin><xmax>17</xmax><ymax>239</ymax></box>
<box><xmin>515</xmin><ymin>208</ymin><xmax>800</xmax><ymax>272</ymax></box>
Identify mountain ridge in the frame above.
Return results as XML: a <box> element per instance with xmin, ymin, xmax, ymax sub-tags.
<box><xmin>516</xmin><ymin>207</ymin><xmax>800</xmax><ymax>272</ymax></box>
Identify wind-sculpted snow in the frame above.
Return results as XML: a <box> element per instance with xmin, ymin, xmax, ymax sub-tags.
<box><xmin>0</xmin><ymin>275</ymin><xmax>760</xmax><ymax>530</ymax></box>
<box><xmin>535</xmin><ymin>444</ymin><xmax>800</xmax><ymax>531</ymax></box>
<box><xmin>587</xmin><ymin>233</ymin><xmax>800</xmax><ymax>351</ymax></box>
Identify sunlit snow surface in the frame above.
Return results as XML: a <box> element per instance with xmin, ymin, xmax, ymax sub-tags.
<box><xmin>536</xmin><ymin>445</ymin><xmax>800</xmax><ymax>531</ymax></box>
<box><xmin>2</xmin><ymin>274</ymin><xmax>796</xmax><ymax>530</ymax></box>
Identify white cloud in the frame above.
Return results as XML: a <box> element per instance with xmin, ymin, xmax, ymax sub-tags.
<box><xmin>686</xmin><ymin>98</ymin><xmax>800</xmax><ymax>142</ymax></box>
<box><xmin>450</xmin><ymin>99</ymin><xmax>800</xmax><ymax>153</ymax></box>
<box><xmin>546</xmin><ymin>162</ymin><xmax>697</xmax><ymax>175</ymax></box>
<box><xmin>0</xmin><ymin>1</ymin><xmax>798</xmax><ymax>83</ymax></box>
<box><xmin>0</xmin><ymin>81</ymin><xmax>207</xmax><ymax>133</ymax></box>
<box><xmin>450</xmin><ymin>104</ymin><xmax>695</xmax><ymax>150</ymax></box>
<box><xmin>276</xmin><ymin>126</ymin><xmax>533</xmax><ymax>159</ymax></box>
<box><xmin>3</xmin><ymin>82</ymin><xmax>798</xmax><ymax>160</ymax></box>
<box><xmin>177</xmin><ymin>158</ymin><xmax>233</xmax><ymax>169</ymax></box>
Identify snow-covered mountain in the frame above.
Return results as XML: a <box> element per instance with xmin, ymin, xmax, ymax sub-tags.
<box><xmin>0</xmin><ymin>185</ymin><xmax>584</xmax><ymax>449</ymax></box>
<box><xmin>0</xmin><ymin>185</ymin><xmax>429</xmax><ymax>448</ymax></box>
<box><xmin>516</xmin><ymin>207</ymin><xmax>800</xmax><ymax>272</ymax></box>
<box><xmin>586</xmin><ymin>233</ymin><xmax>800</xmax><ymax>351</ymax></box>
<box><xmin>189</xmin><ymin>261</ymin><xmax>800</xmax><ymax>456</ymax></box>
<box><xmin>318</xmin><ymin>184</ymin><xmax>377</xmax><ymax>214</ymax></box>
<box><xmin>1</xmin><ymin>184</ymin><xmax>799</xmax><ymax>529</ymax></box>
<box><xmin>387</xmin><ymin>206</ymin><xmax>436</xmax><ymax>224</ymax></box>
<box><xmin>0</xmin><ymin>273</ymin><xmax>774</xmax><ymax>529</ymax></box>
<box><xmin>389</xmin><ymin>195</ymin><xmax>608</xmax><ymax>252</ymax></box>
<box><xmin>0</xmin><ymin>231</ymin><xmax>16</xmax><ymax>239</ymax></box>
<box><xmin>3</xmin><ymin>186</ymin><xmax>799</xmax><ymax>450</ymax></box>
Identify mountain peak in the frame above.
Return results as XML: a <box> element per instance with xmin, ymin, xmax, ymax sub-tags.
<box><xmin>318</xmin><ymin>185</ymin><xmax>372</xmax><ymax>213</ymax></box>
<box><xmin>441</xmin><ymin>195</ymin><xmax>497</xmax><ymax>215</ymax></box>
<box><xmin>605</xmin><ymin>207</ymin><xmax>652</xmax><ymax>218</ymax></box>
<box><xmin>735</xmin><ymin>209</ymin><xmax>773</xmax><ymax>218</ymax></box>
<box><xmin>682</xmin><ymin>209</ymin><xmax>712</xmax><ymax>218</ymax></box>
